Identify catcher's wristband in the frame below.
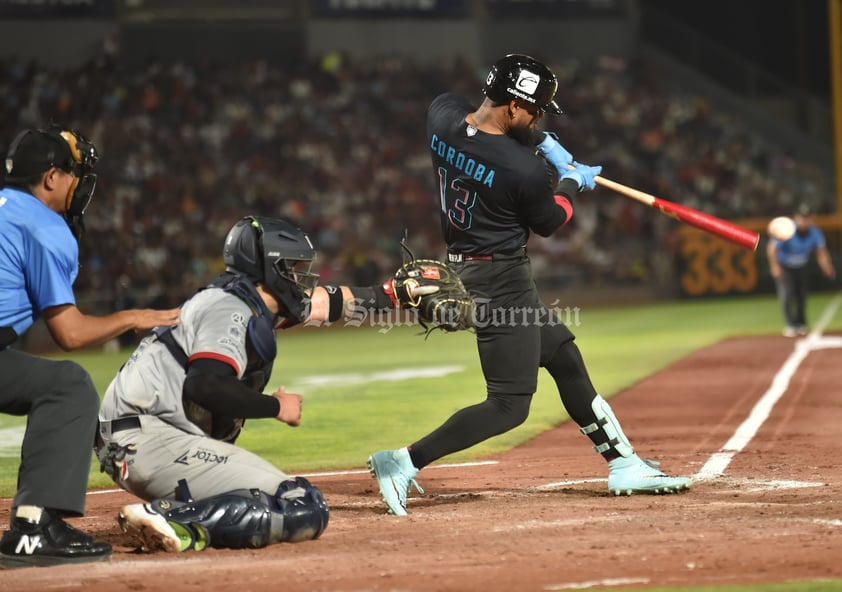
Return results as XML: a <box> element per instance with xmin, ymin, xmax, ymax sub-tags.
<box><xmin>322</xmin><ymin>285</ymin><xmax>344</xmax><ymax>322</ymax></box>
<box><xmin>350</xmin><ymin>284</ymin><xmax>396</xmax><ymax>310</ymax></box>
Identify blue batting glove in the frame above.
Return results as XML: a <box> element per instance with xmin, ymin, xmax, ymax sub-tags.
<box><xmin>560</xmin><ymin>161</ymin><xmax>602</xmax><ymax>192</ymax></box>
<box><xmin>536</xmin><ymin>132</ymin><xmax>574</xmax><ymax>175</ymax></box>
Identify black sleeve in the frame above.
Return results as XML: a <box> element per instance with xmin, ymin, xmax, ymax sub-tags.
<box><xmin>531</xmin><ymin>129</ymin><xmax>547</xmax><ymax>146</ymax></box>
<box><xmin>519</xmin><ymin>159</ymin><xmax>574</xmax><ymax>237</ymax></box>
<box><xmin>183</xmin><ymin>358</ymin><xmax>280</xmax><ymax>419</ymax></box>
<box><xmin>555</xmin><ymin>178</ymin><xmax>580</xmax><ymax>200</ymax></box>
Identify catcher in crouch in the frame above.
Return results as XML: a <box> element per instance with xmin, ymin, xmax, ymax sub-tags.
<box><xmin>367</xmin><ymin>53</ymin><xmax>692</xmax><ymax>516</ymax></box>
<box><xmin>97</xmin><ymin>215</ymin><xmax>435</xmax><ymax>552</ymax></box>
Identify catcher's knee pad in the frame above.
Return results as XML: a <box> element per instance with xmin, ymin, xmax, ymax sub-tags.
<box><xmin>274</xmin><ymin>476</ymin><xmax>330</xmax><ymax>543</ymax></box>
<box><xmin>152</xmin><ymin>489</ymin><xmax>274</xmax><ymax>549</ymax></box>
<box><xmin>579</xmin><ymin>395</ymin><xmax>634</xmax><ymax>458</ymax></box>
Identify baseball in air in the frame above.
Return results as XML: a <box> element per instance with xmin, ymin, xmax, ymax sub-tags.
<box><xmin>767</xmin><ymin>216</ymin><xmax>796</xmax><ymax>241</ymax></box>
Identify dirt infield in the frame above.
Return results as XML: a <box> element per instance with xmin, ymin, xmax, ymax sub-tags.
<box><xmin>3</xmin><ymin>334</ymin><xmax>842</xmax><ymax>591</ymax></box>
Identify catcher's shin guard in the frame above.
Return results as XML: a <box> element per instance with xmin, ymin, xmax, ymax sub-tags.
<box><xmin>150</xmin><ymin>478</ymin><xmax>329</xmax><ymax>549</ymax></box>
<box><xmin>579</xmin><ymin>395</ymin><xmax>635</xmax><ymax>458</ymax></box>
<box><xmin>275</xmin><ymin>477</ymin><xmax>330</xmax><ymax>542</ymax></box>
<box><xmin>150</xmin><ymin>490</ymin><xmax>274</xmax><ymax>549</ymax></box>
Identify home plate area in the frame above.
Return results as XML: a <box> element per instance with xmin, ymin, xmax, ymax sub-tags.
<box><xmin>3</xmin><ymin>334</ymin><xmax>842</xmax><ymax>591</ymax></box>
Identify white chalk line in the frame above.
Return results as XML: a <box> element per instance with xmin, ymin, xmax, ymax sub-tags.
<box><xmin>317</xmin><ymin>477</ymin><xmax>835</xmax><ymax>515</ymax></box>
<box><xmin>289</xmin><ymin>364</ymin><xmax>465</xmax><ymax>389</ymax></box>
<box><xmin>695</xmin><ymin>293</ymin><xmax>842</xmax><ymax>481</ymax></box>
<box><xmin>545</xmin><ymin>578</ymin><xmax>650</xmax><ymax>590</ymax></box>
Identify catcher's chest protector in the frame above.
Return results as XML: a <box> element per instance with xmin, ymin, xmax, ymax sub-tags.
<box><xmin>209</xmin><ymin>274</ymin><xmax>277</xmax><ymax>390</ymax></box>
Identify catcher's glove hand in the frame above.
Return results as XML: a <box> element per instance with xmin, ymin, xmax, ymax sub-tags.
<box><xmin>386</xmin><ymin>258</ymin><xmax>475</xmax><ymax>335</ymax></box>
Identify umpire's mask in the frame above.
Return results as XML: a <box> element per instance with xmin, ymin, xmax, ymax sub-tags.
<box><xmin>56</xmin><ymin>128</ymin><xmax>98</xmax><ymax>240</ymax></box>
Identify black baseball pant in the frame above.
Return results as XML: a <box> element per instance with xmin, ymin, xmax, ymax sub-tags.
<box><xmin>409</xmin><ymin>254</ymin><xmax>605</xmax><ymax>468</ymax></box>
<box><xmin>776</xmin><ymin>265</ymin><xmax>809</xmax><ymax>328</ymax></box>
<box><xmin>0</xmin><ymin>348</ymin><xmax>100</xmax><ymax>517</ymax></box>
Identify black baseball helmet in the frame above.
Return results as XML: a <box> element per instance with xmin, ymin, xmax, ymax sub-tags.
<box><xmin>4</xmin><ymin>126</ymin><xmax>99</xmax><ymax>239</ymax></box>
<box><xmin>223</xmin><ymin>216</ymin><xmax>319</xmax><ymax>322</ymax></box>
<box><xmin>482</xmin><ymin>54</ymin><xmax>562</xmax><ymax>115</ymax></box>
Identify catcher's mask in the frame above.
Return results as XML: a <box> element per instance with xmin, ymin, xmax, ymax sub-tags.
<box><xmin>223</xmin><ymin>215</ymin><xmax>319</xmax><ymax>324</ymax></box>
<box><xmin>483</xmin><ymin>53</ymin><xmax>562</xmax><ymax>115</ymax></box>
<box><xmin>4</xmin><ymin>126</ymin><xmax>99</xmax><ymax>240</ymax></box>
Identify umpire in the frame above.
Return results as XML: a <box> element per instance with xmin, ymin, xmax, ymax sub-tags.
<box><xmin>368</xmin><ymin>54</ymin><xmax>691</xmax><ymax>515</ymax></box>
<box><xmin>767</xmin><ymin>203</ymin><xmax>836</xmax><ymax>336</ymax></box>
<box><xmin>0</xmin><ymin>127</ymin><xmax>180</xmax><ymax>567</ymax></box>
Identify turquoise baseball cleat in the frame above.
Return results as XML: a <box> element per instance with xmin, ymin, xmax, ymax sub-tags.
<box><xmin>367</xmin><ymin>448</ymin><xmax>424</xmax><ymax>516</ymax></box>
<box><xmin>607</xmin><ymin>455</ymin><xmax>692</xmax><ymax>495</ymax></box>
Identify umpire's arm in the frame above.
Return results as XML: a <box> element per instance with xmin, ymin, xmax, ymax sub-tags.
<box><xmin>43</xmin><ymin>303</ymin><xmax>181</xmax><ymax>351</ymax></box>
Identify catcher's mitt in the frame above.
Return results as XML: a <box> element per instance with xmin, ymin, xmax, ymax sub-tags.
<box><xmin>390</xmin><ymin>254</ymin><xmax>475</xmax><ymax>336</ymax></box>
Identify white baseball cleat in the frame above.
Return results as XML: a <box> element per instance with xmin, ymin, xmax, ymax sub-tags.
<box><xmin>118</xmin><ymin>503</ymin><xmax>208</xmax><ymax>552</ymax></box>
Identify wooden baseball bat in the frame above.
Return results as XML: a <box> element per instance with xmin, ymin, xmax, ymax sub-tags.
<box><xmin>593</xmin><ymin>175</ymin><xmax>760</xmax><ymax>251</ymax></box>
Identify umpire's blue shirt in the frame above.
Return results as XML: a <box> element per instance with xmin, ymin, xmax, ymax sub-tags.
<box><xmin>772</xmin><ymin>225</ymin><xmax>826</xmax><ymax>269</ymax></box>
<box><xmin>0</xmin><ymin>186</ymin><xmax>77</xmax><ymax>336</ymax></box>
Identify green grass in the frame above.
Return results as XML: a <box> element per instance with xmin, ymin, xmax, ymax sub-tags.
<box><xmin>622</xmin><ymin>582</ymin><xmax>842</xmax><ymax>592</ymax></box>
<box><xmin>1</xmin><ymin>292</ymin><xmax>840</xmax><ymax>499</ymax></box>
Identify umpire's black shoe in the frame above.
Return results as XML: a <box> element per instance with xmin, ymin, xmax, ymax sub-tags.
<box><xmin>0</xmin><ymin>509</ymin><xmax>112</xmax><ymax>568</ymax></box>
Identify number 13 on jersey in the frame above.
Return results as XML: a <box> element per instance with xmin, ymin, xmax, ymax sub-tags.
<box><xmin>437</xmin><ymin>167</ymin><xmax>477</xmax><ymax>231</ymax></box>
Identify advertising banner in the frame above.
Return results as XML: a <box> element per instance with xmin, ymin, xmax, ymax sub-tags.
<box><xmin>486</xmin><ymin>0</ymin><xmax>627</xmax><ymax>19</ymax></box>
<box><xmin>0</xmin><ymin>0</ymin><xmax>115</xmax><ymax>18</ymax></box>
<box><xmin>313</xmin><ymin>0</ymin><xmax>468</xmax><ymax>18</ymax></box>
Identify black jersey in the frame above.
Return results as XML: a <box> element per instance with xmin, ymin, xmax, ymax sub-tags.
<box><xmin>426</xmin><ymin>93</ymin><xmax>571</xmax><ymax>254</ymax></box>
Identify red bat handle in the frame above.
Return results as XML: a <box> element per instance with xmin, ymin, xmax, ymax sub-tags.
<box><xmin>592</xmin><ymin>175</ymin><xmax>759</xmax><ymax>251</ymax></box>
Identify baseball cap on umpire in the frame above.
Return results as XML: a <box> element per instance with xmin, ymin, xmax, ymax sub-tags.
<box><xmin>5</xmin><ymin>129</ymin><xmax>71</xmax><ymax>179</ymax></box>
<box><xmin>483</xmin><ymin>54</ymin><xmax>562</xmax><ymax>115</ymax></box>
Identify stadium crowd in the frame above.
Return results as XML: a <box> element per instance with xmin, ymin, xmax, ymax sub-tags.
<box><xmin>0</xmin><ymin>50</ymin><xmax>833</xmax><ymax>316</ymax></box>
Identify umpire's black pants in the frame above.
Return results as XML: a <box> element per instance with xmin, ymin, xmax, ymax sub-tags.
<box><xmin>0</xmin><ymin>348</ymin><xmax>99</xmax><ymax>517</ymax></box>
<box><xmin>777</xmin><ymin>265</ymin><xmax>809</xmax><ymax>328</ymax></box>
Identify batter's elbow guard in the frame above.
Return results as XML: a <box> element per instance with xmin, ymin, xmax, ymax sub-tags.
<box><xmin>275</xmin><ymin>477</ymin><xmax>330</xmax><ymax>542</ymax></box>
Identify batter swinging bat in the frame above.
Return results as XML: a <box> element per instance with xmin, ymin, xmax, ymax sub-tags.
<box><xmin>593</xmin><ymin>175</ymin><xmax>760</xmax><ymax>251</ymax></box>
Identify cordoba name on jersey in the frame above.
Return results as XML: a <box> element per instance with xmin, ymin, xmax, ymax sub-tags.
<box><xmin>429</xmin><ymin>133</ymin><xmax>496</xmax><ymax>187</ymax></box>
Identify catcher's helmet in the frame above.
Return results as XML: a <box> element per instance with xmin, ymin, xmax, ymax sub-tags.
<box><xmin>4</xmin><ymin>126</ymin><xmax>99</xmax><ymax>239</ymax></box>
<box><xmin>482</xmin><ymin>54</ymin><xmax>562</xmax><ymax>115</ymax></box>
<box><xmin>223</xmin><ymin>216</ymin><xmax>319</xmax><ymax>322</ymax></box>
